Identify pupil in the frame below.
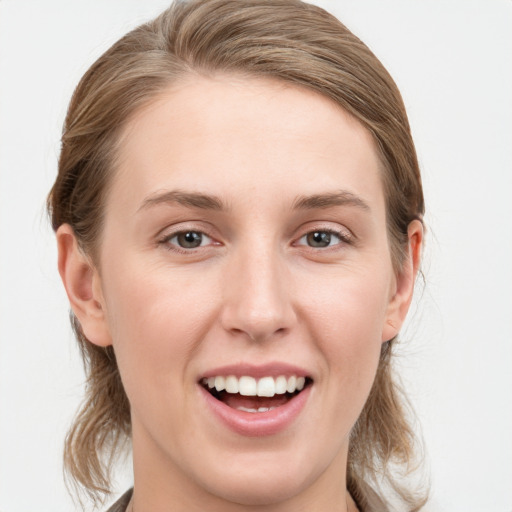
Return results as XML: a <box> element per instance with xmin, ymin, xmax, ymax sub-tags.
<box><xmin>179</xmin><ymin>231</ymin><xmax>202</xmax><ymax>248</ymax></box>
<box><xmin>308</xmin><ymin>231</ymin><xmax>330</xmax><ymax>247</ymax></box>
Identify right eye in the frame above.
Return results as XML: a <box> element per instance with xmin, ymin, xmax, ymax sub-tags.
<box><xmin>300</xmin><ymin>230</ymin><xmax>342</xmax><ymax>248</ymax></box>
<box><xmin>164</xmin><ymin>230</ymin><xmax>213</xmax><ymax>250</ymax></box>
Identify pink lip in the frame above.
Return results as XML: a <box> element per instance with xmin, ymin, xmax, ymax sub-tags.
<box><xmin>199</xmin><ymin>382</ymin><xmax>311</xmax><ymax>438</ymax></box>
<box><xmin>199</xmin><ymin>362</ymin><xmax>310</xmax><ymax>380</ymax></box>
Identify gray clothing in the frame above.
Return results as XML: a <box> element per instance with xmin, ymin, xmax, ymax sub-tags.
<box><xmin>106</xmin><ymin>488</ymin><xmax>133</xmax><ymax>512</ymax></box>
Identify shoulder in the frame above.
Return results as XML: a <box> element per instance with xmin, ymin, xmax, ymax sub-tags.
<box><xmin>105</xmin><ymin>489</ymin><xmax>133</xmax><ymax>512</ymax></box>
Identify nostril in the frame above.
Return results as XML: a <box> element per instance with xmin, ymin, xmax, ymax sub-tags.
<box><xmin>230</xmin><ymin>325</ymin><xmax>290</xmax><ymax>343</ymax></box>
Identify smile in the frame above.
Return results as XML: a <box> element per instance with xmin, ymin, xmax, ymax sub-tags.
<box><xmin>201</xmin><ymin>375</ymin><xmax>309</xmax><ymax>413</ymax></box>
<box><xmin>199</xmin><ymin>366</ymin><xmax>313</xmax><ymax>436</ymax></box>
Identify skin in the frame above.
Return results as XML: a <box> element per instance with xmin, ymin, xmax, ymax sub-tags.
<box><xmin>57</xmin><ymin>75</ymin><xmax>422</xmax><ymax>512</ymax></box>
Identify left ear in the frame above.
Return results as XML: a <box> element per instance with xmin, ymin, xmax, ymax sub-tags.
<box><xmin>382</xmin><ymin>219</ymin><xmax>423</xmax><ymax>342</ymax></box>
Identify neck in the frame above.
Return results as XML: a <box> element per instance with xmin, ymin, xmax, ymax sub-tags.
<box><xmin>127</xmin><ymin>493</ymin><xmax>359</xmax><ymax>512</ymax></box>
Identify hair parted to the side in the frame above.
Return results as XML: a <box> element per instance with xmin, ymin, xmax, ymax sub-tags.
<box><xmin>48</xmin><ymin>0</ymin><xmax>427</xmax><ymax>509</ymax></box>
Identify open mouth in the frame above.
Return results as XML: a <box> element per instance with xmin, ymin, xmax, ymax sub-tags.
<box><xmin>201</xmin><ymin>375</ymin><xmax>313</xmax><ymax>413</ymax></box>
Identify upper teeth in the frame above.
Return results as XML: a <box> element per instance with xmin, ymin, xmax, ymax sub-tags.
<box><xmin>203</xmin><ymin>375</ymin><xmax>306</xmax><ymax>397</ymax></box>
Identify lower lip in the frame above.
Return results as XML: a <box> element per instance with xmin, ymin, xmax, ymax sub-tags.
<box><xmin>199</xmin><ymin>384</ymin><xmax>311</xmax><ymax>437</ymax></box>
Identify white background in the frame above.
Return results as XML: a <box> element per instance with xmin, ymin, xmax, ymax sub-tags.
<box><xmin>0</xmin><ymin>1</ymin><xmax>511</xmax><ymax>511</ymax></box>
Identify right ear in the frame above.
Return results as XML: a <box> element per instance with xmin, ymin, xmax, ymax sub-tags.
<box><xmin>56</xmin><ymin>224</ymin><xmax>112</xmax><ymax>347</ymax></box>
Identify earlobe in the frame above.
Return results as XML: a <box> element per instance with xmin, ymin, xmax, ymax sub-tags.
<box><xmin>381</xmin><ymin>220</ymin><xmax>423</xmax><ymax>342</ymax></box>
<box><xmin>56</xmin><ymin>224</ymin><xmax>112</xmax><ymax>347</ymax></box>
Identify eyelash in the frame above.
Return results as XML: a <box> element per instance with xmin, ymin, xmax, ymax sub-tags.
<box><xmin>158</xmin><ymin>226</ymin><xmax>353</xmax><ymax>254</ymax></box>
<box><xmin>294</xmin><ymin>228</ymin><xmax>352</xmax><ymax>250</ymax></box>
<box><xmin>158</xmin><ymin>229</ymin><xmax>217</xmax><ymax>255</ymax></box>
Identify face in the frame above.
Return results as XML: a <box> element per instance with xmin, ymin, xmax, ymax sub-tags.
<box><xmin>64</xmin><ymin>75</ymin><xmax>417</xmax><ymax>509</ymax></box>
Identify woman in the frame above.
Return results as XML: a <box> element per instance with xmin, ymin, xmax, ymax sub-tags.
<box><xmin>48</xmin><ymin>0</ymin><xmax>427</xmax><ymax>510</ymax></box>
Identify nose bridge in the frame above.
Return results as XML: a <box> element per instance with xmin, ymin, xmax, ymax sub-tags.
<box><xmin>221</xmin><ymin>237</ymin><xmax>294</xmax><ymax>341</ymax></box>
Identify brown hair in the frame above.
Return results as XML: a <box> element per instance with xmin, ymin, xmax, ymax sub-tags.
<box><xmin>48</xmin><ymin>0</ymin><xmax>427</xmax><ymax>509</ymax></box>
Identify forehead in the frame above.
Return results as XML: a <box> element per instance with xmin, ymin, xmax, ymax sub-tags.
<box><xmin>111</xmin><ymin>74</ymin><xmax>385</xmax><ymax>215</ymax></box>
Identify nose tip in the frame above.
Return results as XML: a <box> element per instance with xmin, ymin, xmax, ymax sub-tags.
<box><xmin>229</xmin><ymin>308</ymin><xmax>289</xmax><ymax>343</ymax></box>
<box><xmin>220</xmin><ymin>254</ymin><xmax>295</xmax><ymax>343</ymax></box>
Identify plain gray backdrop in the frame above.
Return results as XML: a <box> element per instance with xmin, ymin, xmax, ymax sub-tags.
<box><xmin>1</xmin><ymin>1</ymin><xmax>511</xmax><ymax>510</ymax></box>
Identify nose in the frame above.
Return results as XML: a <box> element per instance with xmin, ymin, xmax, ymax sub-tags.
<box><xmin>220</xmin><ymin>243</ymin><xmax>296</xmax><ymax>343</ymax></box>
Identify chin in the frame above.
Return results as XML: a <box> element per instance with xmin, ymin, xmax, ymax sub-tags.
<box><xmin>205</xmin><ymin>469</ymin><xmax>311</xmax><ymax>507</ymax></box>
<box><xmin>190</xmin><ymin>448</ymin><xmax>327</xmax><ymax>507</ymax></box>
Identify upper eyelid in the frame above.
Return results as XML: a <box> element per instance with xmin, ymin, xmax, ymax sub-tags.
<box><xmin>167</xmin><ymin>230</ymin><xmax>212</xmax><ymax>241</ymax></box>
<box><xmin>159</xmin><ymin>229</ymin><xmax>215</xmax><ymax>246</ymax></box>
<box><xmin>155</xmin><ymin>221</ymin><xmax>354</xmax><ymax>244</ymax></box>
<box><xmin>156</xmin><ymin>221</ymin><xmax>218</xmax><ymax>240</ymax></box>
<box><xmin>293</xmin><ymin>222</ymin><xmax>354</xmax><ymax>240</ymax></box>
<box><xmin>294</xmin><ymin>230</ymin><xmax>351</xmax><ymax>247</ymax></box>
<box><xmin>299</xmin><ymin>228</ymin><xmax>348</xmax><ymax>238</ymax></box>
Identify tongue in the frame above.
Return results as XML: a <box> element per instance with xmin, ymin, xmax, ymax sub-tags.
<box><xmin>222</xmin><ymin>393</ymin><xmax>291</xmax><ymax>410</ymax></box>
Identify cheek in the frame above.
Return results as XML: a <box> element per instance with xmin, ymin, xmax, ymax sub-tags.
<box><xmin>303</xmin><ymin>265</ymin><xmax>390</xmax><ymax>346</ymax></box>
<box><xmin>101</xmin><ymin>259</ymin><xmax>219</xmax><ymax>396</ymax></box>
<box><xmin>301</xmin><ymin>267</ymin><xmax>389</xmax><ymax>397</ymax></box>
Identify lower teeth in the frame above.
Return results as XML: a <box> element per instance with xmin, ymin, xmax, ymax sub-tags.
<box><xmin>237</xmin><ymin>406</ymin><xmax>276</xmax><ymax>413</ymax></box>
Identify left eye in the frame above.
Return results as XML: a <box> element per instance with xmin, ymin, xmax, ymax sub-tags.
<box><xmin>167</xmin><ymin>231</ymin><xmax>212</xmax><ymax>249</ymax></box>
<box><xmin>297</xmin><ymin>230</ymin><xmax>343</xmax><ymax>248</ymax></box>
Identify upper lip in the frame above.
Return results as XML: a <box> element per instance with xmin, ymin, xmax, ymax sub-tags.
<box><xmin>199</xmin><ymin>362</ymin><xmax>311</xmax><ymax>381</ymax></box>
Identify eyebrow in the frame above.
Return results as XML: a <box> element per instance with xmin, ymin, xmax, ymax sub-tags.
<box><xmin>138</xmin><ymin>190</ymin><xmax>227</xmax><ymax>212</ymax></box>
<box><xmin>138</xmin><ymin>189</ymin><xmax>370</xmax><ymax>214</ymax></box>
<box><xmin>292</xmin><ymin>191</ymin><xmax>370</xmax><ymax>212</ymax></box>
